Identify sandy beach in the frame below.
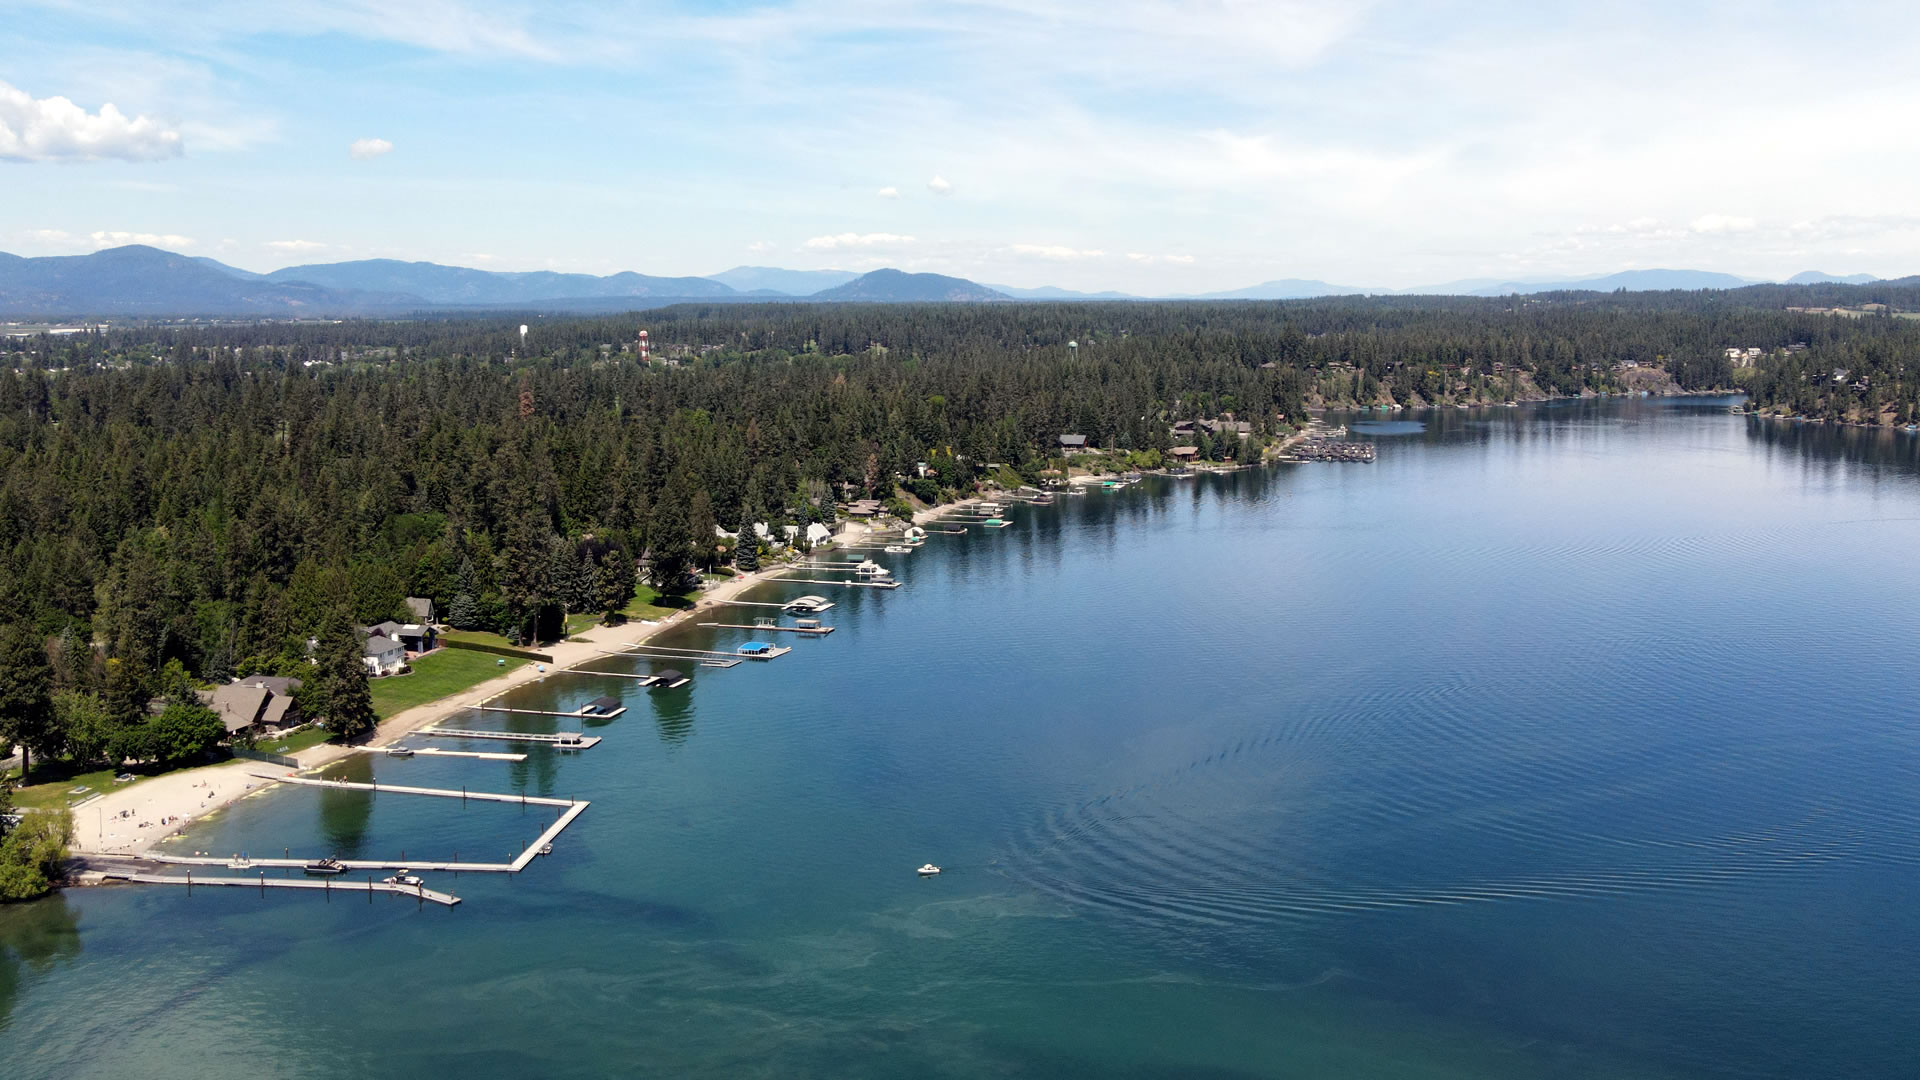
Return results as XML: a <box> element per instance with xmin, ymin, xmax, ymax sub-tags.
<box><xmin>71</xmin><ymin>566</ymin><xmax>777</xmax><ymax>857</ymax></box>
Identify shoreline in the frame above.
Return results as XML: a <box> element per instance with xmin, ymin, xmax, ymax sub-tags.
<box><xmin>69</xmin><ymin>566</ymin><xmax>779</xmax><ymax>859</ymax></box>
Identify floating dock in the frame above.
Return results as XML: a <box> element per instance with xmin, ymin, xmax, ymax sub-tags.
<box><xmin>600</xmin><ymin>643</ymin><xmax>792</xmax><ymax>662</ymax></box>
<box><xmin>698</xmin><ymin>621</ymin><xmax>834</xmax><ymax>635</ymax></box>
<box><xmin>555</xmin><ymin>668</ymin><xmax>690</xmax><ymax>685</ymax></box>
<box><xmin>773</xmin><ymin>577</ymin><xmax>901</xmax><ymax>589</ymax></box>
<box><xmin>419</xmin><ymin>728</ymin><xmax>602</xmax><ymax>749</ymax></box>
<box><xmin>101</xmin><ymin>871</ymin><xmax>462</xmax><ymax>906</ymax></box>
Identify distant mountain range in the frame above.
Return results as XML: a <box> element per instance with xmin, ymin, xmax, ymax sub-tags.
<box><xmin>0</xmin><ymin>245</ymin><xmax>1899</xmax><ymax>317</ymax></box>
<box><xmin>811</xmin><ymin>269</ymin><xmax>1007</xmax><ymax>302</ymax></box>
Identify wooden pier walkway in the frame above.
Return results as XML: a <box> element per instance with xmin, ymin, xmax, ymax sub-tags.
<box><xmin>418</xmin><ymin>728</ymin><xmax>602</xmax><ymax>749</ymax></box>
<box><xmin>266</xmin><ymin>773</ymin><xmax>580</xmax><ymax>807</ymax></box>
<box><xmin>698</xmin><ymin>621</ymin><xmax>834</xmax><ymax>635</ymax></box>
<box><xmin>351</xmin><ymin>746</ymin><xmax>527</xmax><ymax>762</ymax></box>
<box><xmin>102</xmin><ymin>871</ymin><xmax>462</xmax><ymax>906</ymax></box>
<box><xmin>772</xmin><ymin>577</ymin><xmax>901</xmax><ymax>589</ymax></box>
<box><xmin>600</xmin><ymin>643</ymin><xmax>792</xmax><ymax>662</ymax></box>
<box><xmin>474</xmin><ymin>704</ymin><xmax>627</xmax><ymax>720</ymax></box>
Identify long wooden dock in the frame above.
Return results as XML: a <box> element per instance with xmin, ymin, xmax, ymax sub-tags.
<box><xmin>475</xmin><ymin>704</ymin><xmax>627</xmax><ymax>719</ymax></box>
<box><xmin>419</xmin><ymin>728</ymin><xmax>602</xmax><ymax>749</ymax></box>
<box><xmin>600</xmin><ymin>643</ymin><xmax>792</xmax><ymax>661</ymax></box>
<box><xmin>102</xmin><ymin>871</ymin><xmax>462</xmax><ymax>906</ymax></box>
<box><xmin>698</xmin><ymin>621</ymin><xmax>834</xmax><ymax>635</ymax></box>
<box><xmin>772</xmin><ymin>577</ymin><xmax>901</xmax><ymax>589</ymax></box>
<box><xmin>267</xmin><ymin>773</ymin><xmax>579</xmax><ymax>807</ymax></box>
<box><xmin>351</xmin><ymin>746</ymin><xmax>528</xmax><ymax>762</ymax></box>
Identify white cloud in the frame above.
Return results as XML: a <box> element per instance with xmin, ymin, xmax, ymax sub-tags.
<box><xmin>267</xmin><ymin>239</ymin><xmax>328</xmax><ymax>252</ymax></box>
<box><xmin>927</xmin><ymin>175</ymin><xmax>952</xmax><ymax>196</ymax></box>
<box><xmin>877</xmin><ymin>186</ymin><xmax>900</xmax><ymax>199</ymax></box>
<box><xmin>91</xmin><ymin>230</ymin><xmax>194</xmax><ymax>248</ymax></box>
<box><xmin>1126</xmin><ymin>252</ymin><xmax>1195</xmax><ymax>265</ymax></box>
<box><xmin>0</xmin><ymin>79</ymin><xmax>182</xmax><ymax>162</ymax></box>
<box><xmin>804</xmin><ymin>232</ymin><xmax>917</xmax><ymax>250</ymax></box>
<box><xmin>1011</xmin><ymin>244</ymin><xmax>1106</xmax><ymax>260</ymax></box>
<box><xmin>349</xmin><ymin>137</ymin><xmax>393</xmax><ymax>160</ymax></box>
<box><xmin>1690</xmin><ymin>214</ymin><xmax>1757</xmax><ymax>234</ymax></box>
<box><xmin>746</xmin><ymin>240</ymin><xmax>776</xmax><ymax>253</ymax></box>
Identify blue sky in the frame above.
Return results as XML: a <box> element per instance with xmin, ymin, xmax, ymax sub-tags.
<box><xmin>3</xmin><ymin>1</ymin><xmax>1917</xmax><ymax>291</ymax></box>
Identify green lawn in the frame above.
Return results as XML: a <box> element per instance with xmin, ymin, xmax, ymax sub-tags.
<box><xmin>255</xmin><ymin>725</ymin><xmax>335</xmax><ymax>755</ymax></box>
<box><xmin>369</xmin><ymin>647</ymin><xmax>528</xmax><ymax>719</ymax></box>
<box><xmin>5</xmin><ymin>756</ymin><xmax>230</xmax><ymax>811</ymax></box>
<box><xmin>624</xmin><ymin>583</ymin><xmax>692</xmax><ymax>621</ymax></box>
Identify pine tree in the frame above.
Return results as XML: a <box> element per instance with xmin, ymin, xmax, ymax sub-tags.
<box><xmin>0</xmin><ymin>625</ymin><xmax>54</xmax><ymax>779</ymax></box>
<box><xmin>734</xmin><ymin>515</ymin><xmax>760</xmax><ymax>572</ymax></box>
<box><xmin>316</xmin><ymin>609</ymin><xmax>377</xmax><ymax>740</ymax></box>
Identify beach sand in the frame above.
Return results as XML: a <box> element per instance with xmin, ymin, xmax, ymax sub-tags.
<box><xmin>71</xmin><ymin>568</ymin><xmax>775</xmax><ymax>856</ymax></box>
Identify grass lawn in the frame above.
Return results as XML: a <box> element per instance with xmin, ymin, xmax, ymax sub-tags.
<box><xmin>5</xmin><ymin>757</ymin><xmax>231</xmax><ymax>812</ymax></box>
<box><xmin>625</xmin><ymin>584</ymin><xmax>693</xmax><ymax>622</ymax></box>
<box><xmin>369</xmin><ymin>648</ymin><xmax>528</xmax><ymax>719</ymax></box>
<box><xmin>564</xmin><ymin>612</ymin><xmax>602</xmax><ymax>637</ymax></box>
<box><xmin>255</xmin><ymin>725</ymin><xmax>335</xmax><ymax>755</ymax></box>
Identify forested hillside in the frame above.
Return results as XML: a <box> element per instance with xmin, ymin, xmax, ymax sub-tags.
<box><xmin>3</xmin><ymin>296</ymin><xmax>1920</xmax><ymax>763</ymax></box>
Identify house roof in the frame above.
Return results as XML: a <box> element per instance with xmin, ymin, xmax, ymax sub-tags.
<box><xmin>1169</xmin><ymin>446</ymin><xmax>1199</xmax><ymax>456</ymax></box>
<box><xmin>1058</xmin><ymin>433</ymin><xmax>1087</xmax><ymax>446</ymax></box>
<box><xmin>584</xmin><ymin>696</ymin><xmax>621</xmax><ymax>712</ymax></box>
<box><xmin>370</xmin><ymin>620</ymin><xmax>406</xmax><ymax>638</ymax></box>
<box><xmin>258</xmin><ymin>694</ymin><xmax>295</xmax><ymax>729</ymax></box>
<box><xmin>203</xmin><ymin>684</ymin><xmax>271</xmax><ymax>734</ymax></box>
<box><xmin>654</xmin><ymin>668</ymin><xmax>685</xmax><ymax>682</ymax></box>
<box><xmin>242</xmin><ymin>675</ymin><xmax>302</xmax><ymax>696</ymax></box>
<box><xmin>404</xmin><ymin>597</ymin><xmax>434</xmax><ymax>621</ymax></box>
<box><xmin>365</xmin><ymin>635</ymin><xmax>402</xmax><ymax>656</ymax></box>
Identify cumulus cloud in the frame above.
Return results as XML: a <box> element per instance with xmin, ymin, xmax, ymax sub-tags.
<box><xmin>804</xmin><ymin>232</ymin><xmax>917</xmax><ymax>250</ymax></box>
<box><xmin>1690</xmin><ymin>214</ymin><xmax>1756</xmax><ymax>234</ymax></box>
<box><xmin>267</xmin><ymin>239</ymin><xmax>328</xmax><ymax>252</ymax></box>
<box><xmin>877</xmin><ymin>186</ymin><xmax>900</xmax><ymax>199</ymax></box>
<box><xmin>0</xmin><ymin>79</ymin><xmax>182</xmax><ymax>163</ymax></box>
<box><xmin>746</xmin><ymin>240</ymin><xmax>776</xmax><ymax>253</ymax></box>
<box><xmin>349</xmin><ymin>137</ymin><xmax>393</xmax><ymax>159</ymax></box>
<box><xmin>1126</xmin><ymin>252</ymin><xmax>1195</xmax><ymax>265</ymax></box>
<box><xmin>926</xmin><ymin>175</ymin><xmax>952</xmax><ymax>195</ymax></box>
<box><xmin>1011</xmin><ymin>243</ymin><xmax>1106</xmax><ymax>260</ymax></box>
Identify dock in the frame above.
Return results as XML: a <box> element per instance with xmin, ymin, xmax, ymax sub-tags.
<box><xmin>554</xmin><ymin>668</ymin><xmax>690</xmax><ymax>685</ymax></box>
<box><xmin>474</xmin><ymin>704</ymin><xmax>627</xmax><ymax>720</ymax></box>
<box><xmin>772</xmin><ymin>577</ymin><xmax>901</xmax><ymax>589</ymax></box>
<box><xmin>266</xmin><ymin>773</ymin><xmax>580</xmax><ymax>807</ymax></box>
<box><xmin>600</xmin><ymin>643</ymin><xmax>792</xmax><ymax>662</ymax></box>
<box><xmin>710</xmin><ymin>599</ymin><xmax>834</xmax><ymax>611</ymax></box>
<box><xmin>418</xmin><ymin>728</ymin><xmax>602</xmax><ymax>749</ymax></box>
<box><xmin>101</xmin><ymin>871</ymin><xmax>462</xmax><ymax>906</ymax></box>
<box><xmin>699</xmin><ymin>621</ymin><xmax>834</xmax><ymax>635</ymax></box>
<box><xmin>351</xmin><ymin>746</ymin><xmax>527</xmax><ymax>762</ymax></box>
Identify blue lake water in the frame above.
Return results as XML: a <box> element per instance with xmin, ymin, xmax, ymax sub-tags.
<box><xmin>6</xmin><ymin>397</ymin><xmax>1920</xmax><ymax>1078</ymax></box>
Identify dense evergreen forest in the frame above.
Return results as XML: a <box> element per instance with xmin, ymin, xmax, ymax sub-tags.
<box><xmin>3</xmin><ymin>295</ymin><xmax>1920</xmax><ymax>784</ymax></box>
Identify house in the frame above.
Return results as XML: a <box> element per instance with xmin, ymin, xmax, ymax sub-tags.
<box><xmin>844</xmin><ymin>499</ymin><xmax>884</xmax><ymax>517</ymax></box>
<box><xmin>369</xmin><ymin>620</ymin><xmax>438</xmax><ymax>654</ymax></box>
<box><xmin>363</xmin><ymin>635</ymin><xmax>406</xmax><ymax>676</ymax></box>
<box><xmin>201</xmin><ymin>677</ymin><xmax>304</xmax><ymax>738</ymax></box>
<box><xmin>1058</xmin><ymin>433</ymin><xmax>1088</xmax><ymax>451</ymax></box>
<box><xmin>805</xmin><ymin>522</ymin><xmax>832</xmax><ymax>546</ymax></box>
<box><xmin>404</xmin><ymin>596</ymin><xmax>436</xmax><ymax>623</ymax></box>
<box><xmin>1169</xmin><ymin>446</ymin><xmax>1200</xmax><ymax>460</ymax></box>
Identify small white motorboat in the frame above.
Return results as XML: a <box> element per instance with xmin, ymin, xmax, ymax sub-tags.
<box><xmin>383</xmin><ymin>870</ymin><xmax>424</xmax><ymax>886</ymax></box>
<box><xmin>883</xmin><ymin>545</ymin><xmax>912</xmax><ymax>554</ymax></box>
<box><xmin>917</xmin><ymin>863</ymin><xmax>942</xmax><ymax>876</ymax></box>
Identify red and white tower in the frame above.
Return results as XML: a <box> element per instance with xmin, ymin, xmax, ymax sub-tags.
<box><xmin>637</xmin><ymin>329</ymin><xmax>650</xmax><ymax>363</ymax></box>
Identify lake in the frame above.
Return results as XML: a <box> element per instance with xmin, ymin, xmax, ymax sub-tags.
<box><xmin>6</xmin><ymin>397</ymin><xmax>1920</xmax><ymax>1079</ymax></box>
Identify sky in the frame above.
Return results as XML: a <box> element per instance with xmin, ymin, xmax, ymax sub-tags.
<box><xmin>3</xmin><ymin>0</ymin><xmax>1919</xmax><ymax>293</ymax></box>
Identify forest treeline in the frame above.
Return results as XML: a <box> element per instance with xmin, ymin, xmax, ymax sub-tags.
<box><xmin>3</xmin><ymin>296</ymin><xmax>1920</xmax><ymax>773</ymax></box>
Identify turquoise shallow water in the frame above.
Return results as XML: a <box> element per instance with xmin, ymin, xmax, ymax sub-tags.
<box><xmin>6</xmin><ymin>397</ymin><xmax>1920</xmax><ymax>1078</ymax></box>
